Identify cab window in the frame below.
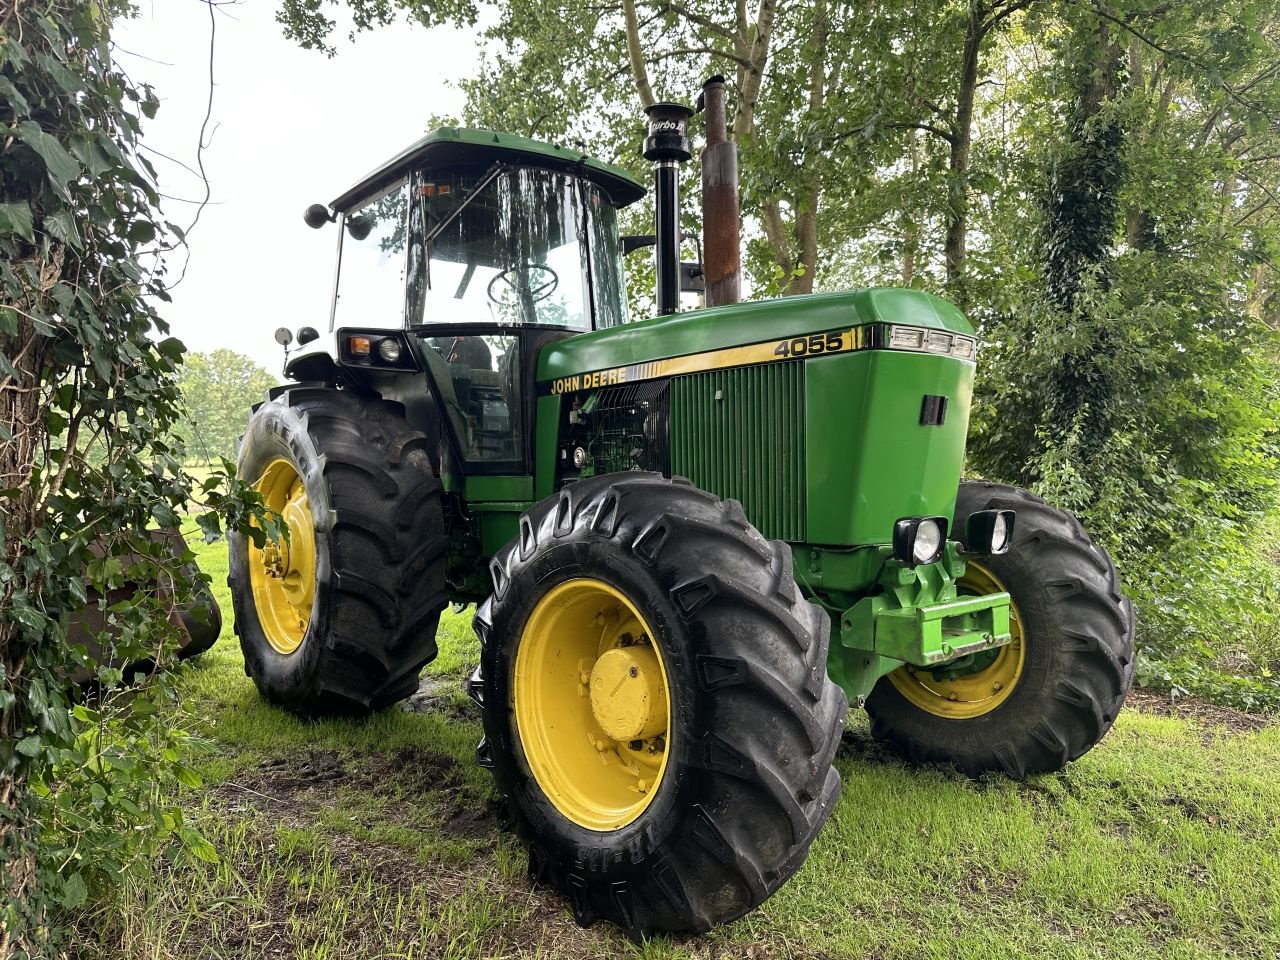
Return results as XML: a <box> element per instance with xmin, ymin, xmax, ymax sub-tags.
<box><xmin>333</xmin><ymin>180</ymin><xmax>408</xmax><ymax>329</ymax></box>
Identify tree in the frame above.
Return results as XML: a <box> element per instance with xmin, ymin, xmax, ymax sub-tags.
<box><xmin>177</xmin><ymin>350</ymin><xmax>278</xmax><ymax>465</ymax></box>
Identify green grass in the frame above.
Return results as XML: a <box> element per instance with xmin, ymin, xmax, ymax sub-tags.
<box><xmin>72</xmin><ymin>536</ymin><xmax>1280</xmax><ymax>959</ymax></box>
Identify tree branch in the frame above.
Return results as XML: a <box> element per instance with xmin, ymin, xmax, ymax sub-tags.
<box><xmin>622</xmin><ymin>0</ymin><xmax>656</xmax><ymax>108</ymax></box>
<box><xmin>656</xmin><ymin>0</ymin><xmax>736</xmax><ymax>40</ymax></box>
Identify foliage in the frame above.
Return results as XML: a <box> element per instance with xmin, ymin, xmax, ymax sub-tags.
<box><xmin>0</xmin><ymin>2</ymin><xmax>269</xmax><ymax>954</ymax></box>
<box><xmin>176</xmin><ymin>350</ymin><xmax>277</xmax><ymax>465</ymax></box>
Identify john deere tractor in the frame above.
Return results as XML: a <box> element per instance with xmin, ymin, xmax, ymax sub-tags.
<box><xmin>228</xmin><ymin>101</ymin><xmax>1134</xmax><ymax>937</ymax></box>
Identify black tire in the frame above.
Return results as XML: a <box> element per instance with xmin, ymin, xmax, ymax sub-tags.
<box><xmin>865</xmin><ymin>481</ymin><xmax>1135</xmax><ymax>777</ymax></box>
<box><xmin>228</xmin><ymin>387</ymin><xmax>447</xmax><ymax>715</ymax></box>
<box><xmin>473</xmin><ymin>473</ymin><xmax>848</xmax><ymax>937</ymax></box>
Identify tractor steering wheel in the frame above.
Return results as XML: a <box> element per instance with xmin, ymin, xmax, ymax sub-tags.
<box><xmin>487</xmin><ymin>263</ymin><xmax>559</xmax><ymax>306</ymax></box>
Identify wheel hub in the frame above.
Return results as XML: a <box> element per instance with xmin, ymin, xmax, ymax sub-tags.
<box><xmin>589</xmin><ymin>646</ymin><xmax>669</xmax><ymax>742</ymax></box>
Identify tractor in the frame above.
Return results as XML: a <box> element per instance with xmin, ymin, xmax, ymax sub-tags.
<box><xmin>227</xmin><ymin>93</ymin><xmax>1134</xmax><ymax>938</ymax></box>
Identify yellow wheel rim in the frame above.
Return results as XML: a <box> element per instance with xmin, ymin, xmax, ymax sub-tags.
<box><xmin>248</xmin><ymin>458</ymin><xmax>317</xmax><ymax>656</ymax></box>
<box><xmin>887</xmin><ymin>561</ymin><xmax>1025</xmax><ymax>719</ymax></box>
<box><xmin>513</xmin><ymin>579</ymin><xmax>672</xmax><ymax>831</ymax></box>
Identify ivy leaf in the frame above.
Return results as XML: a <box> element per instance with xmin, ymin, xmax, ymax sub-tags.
<box><xmin>0</xmin><ymin>201</ymin><xmax>35</xmax><ymax>243</ymax></box>
<box><xmin>15</xmin><ymin>121</ymin><xmax>82</xmax><ymax>199</ymax></box>
<box><xmin>156</xmin><ymin>337</ymin><xmax>186</xmax><ymax>360</ymax></box>
<box><xmin>55</xmin><ymin>873</ymin><xmax>87</xmax><ymax>909</ymax></box>
<box><xmin>127</xmin><ymin>221</ymin><xmax>156</xmax><ymax>245</ymax></box>
<box><xmin>45</xmin><ymin>209</ymin><xmax>84</xmax><ymax>250</ymax></box>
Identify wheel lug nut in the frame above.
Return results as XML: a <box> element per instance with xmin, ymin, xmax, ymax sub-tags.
<box><xmin>947</xmin><ymin>692</ymin><xmax>959</xmax><ymax>701</ymax></box>
<box><xmin>993</xmin><ymin>681</ymin><xmax>1004</xmax><ymax>692</ymax></box>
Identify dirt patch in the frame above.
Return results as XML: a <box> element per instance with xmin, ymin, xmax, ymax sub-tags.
<box><xmin>1125</xmin><ymin>687</ymin><xmax>1274</xmax><ymax>734</ymax></box>
<box><xmin>442</xmin><ymin>802</ymin><xmax>499</xmax><ymax>838</ymax></box>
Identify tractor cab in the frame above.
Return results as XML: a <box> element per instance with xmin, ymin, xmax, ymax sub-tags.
<box><xmin>290</xmin><ymin>128</ymin><xmax>646</xmax><ymax>477</ymax></box>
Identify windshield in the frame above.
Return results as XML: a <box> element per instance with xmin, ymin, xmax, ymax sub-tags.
<box><xmin>406</xmin><ymin>167</ymin><xmax>628</xmax><ymax>329</ymax></box>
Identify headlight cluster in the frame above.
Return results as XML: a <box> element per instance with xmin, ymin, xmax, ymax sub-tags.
<box><xmin>337</xmin><ymin>329</ymin><xmax>418</xmax><ymax>371</ymax></box>
<box><xmin>887</xmin><ymin>324</ymin><xmax>977</xmax><ymax>361</ymax></box>
<box><xmin>892</xmin><ymin>509</ymin><xmax>1016</xmax><ymax>567</ymax></box>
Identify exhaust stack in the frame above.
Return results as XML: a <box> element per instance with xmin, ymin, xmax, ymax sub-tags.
<box><xmin>699</xmin><ymin>76</ymin><xmax>741</xmax><ymax>306</ymax></box>
<box><xmin>643</xmin><ymin>102</ymin><xmax>693</xmax><ymax>315</ymax></box>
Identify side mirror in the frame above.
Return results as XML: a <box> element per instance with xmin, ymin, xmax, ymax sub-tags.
<box><xmin>274</xmin><ymin>327</ymin><xmax>293</xmax><ymax>346</ymax></box>
<box><xmin>346</xmin><ymin>214</ymin><xmax>373</xmax><ymax>242</ymax></box>
<box><xmin>296</xmin><ymin>327</ymin><xmax>320</xmax><ymax>346</ymax></box>
<box><xmin>622</xmin><ymin>234</ymin><xmax>657</xmax><ymax>255</ymax></box>
<box><xmin>304</xmin><ymin>203</ymin><xmax>334</xmax><ymax>229</ymax></box>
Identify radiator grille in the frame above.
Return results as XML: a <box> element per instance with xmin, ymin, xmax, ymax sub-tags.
<box><xmin>669</xmin><ymin>363</ymin><xmax>806</xmax><ymax>541</ymax></box>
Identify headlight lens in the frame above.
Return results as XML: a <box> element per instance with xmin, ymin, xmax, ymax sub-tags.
<box><xmin>912</xmin><ymin>519</ymin><xmax>944</xmax><ymax>564</ymax></box>
<box><xmin>991</xmin><ymin>513</ymin><xmax>1011</xmax><ymax>553</ymax></box>
<box><xmin>377</xmin><ymin>338</ymin><xmax>402</xmax><ymax>362</ymax></box>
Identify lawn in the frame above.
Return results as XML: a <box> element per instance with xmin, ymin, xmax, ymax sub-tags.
<box><xmin>74</xmin><ymin>535</ymin><xmax>1280</xmax><ymax>959</ymax></box>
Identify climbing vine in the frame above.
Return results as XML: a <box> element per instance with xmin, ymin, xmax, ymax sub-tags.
<box><xmin>0</xmin><ymin>2</ymin><xmax>267</xmax><ymax>954</ymax></box>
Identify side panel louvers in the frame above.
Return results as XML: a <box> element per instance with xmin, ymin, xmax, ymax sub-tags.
<box><xmin>669</xmin><ymin>363</ymin><xmax>806</xmax><ymax>542</ymax></box>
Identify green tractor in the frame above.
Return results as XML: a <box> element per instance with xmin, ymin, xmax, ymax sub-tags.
<box><xmin>228</xmin><ymin>102</ymin><xmax>1134</xmax><ymax>937</ymax></box>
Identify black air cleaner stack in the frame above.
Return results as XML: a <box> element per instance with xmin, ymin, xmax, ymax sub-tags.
<box><xmin>643</xmin><ymin>102</ymin><xmax>693</xmax><ymax>315</ymax></box>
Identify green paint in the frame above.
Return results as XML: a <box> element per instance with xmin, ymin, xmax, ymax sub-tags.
<box><xmin>806</xmin><ymin>349</ymin><xmax>972</xmax><ymax>545</ymax></box>
<box><xmin>534</xmin><ymin>395</ymin><xmax>561</xmax><ymax>500</ymax></box>
<box><xmin>464</xmin><ymin>475</ymin><xmax>533</xmax><ymax>502</ymax></box>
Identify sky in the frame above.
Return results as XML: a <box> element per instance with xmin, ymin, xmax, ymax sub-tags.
<box><xmin>114</xmin><ymin>1</ymin><xmax>483</xmax><ymax>373</ymax></box>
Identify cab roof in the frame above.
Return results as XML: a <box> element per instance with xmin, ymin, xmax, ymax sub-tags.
<box><xmin>330</xmin><ymin>127</ymin><xmax>648</xmax><ymax>213</ymax></box>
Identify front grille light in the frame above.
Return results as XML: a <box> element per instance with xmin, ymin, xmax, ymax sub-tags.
<box><xmin>886</xmin><ymin>324</ymin><xmax>978</xmax><ymax>362</ymax></box>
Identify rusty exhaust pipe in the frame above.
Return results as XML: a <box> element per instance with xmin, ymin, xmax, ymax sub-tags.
<box><xmin>699</xmin><ymin>76</ymin><xmax>741</xmax><ymax>306</ymax></box>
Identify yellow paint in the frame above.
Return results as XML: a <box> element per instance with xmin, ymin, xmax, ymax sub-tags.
<box><xmin>887</xmin><ymin>561</ymin><xmax>1025</xmax><ymax>719</ymax></box>
<box><xmin>513</xmin><ymin>579</ymin><xmax>672</xmax><ymax>830</ymax></box>
<box><xmin>588</xmin><ymin>646</ymin><xmax>669</xmax><ymax>742</ymax></box>
<box><xmin>547</xmin><ymin>327</ymin><xmax>860</xmax><ymax>394</ymax></box>
<box><xmin>248</xmin><ymin>458</ymin><xmax>317</xmax><ymax>656</ymax></box>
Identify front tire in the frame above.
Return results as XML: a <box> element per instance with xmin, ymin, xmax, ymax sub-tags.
<box><xmin>865</xmin><ymin>481</ymin><xmax>1134</xmax><ymax>777</ymax></box>
<box><xmin>228</xmin><ymin>387</ymin><xmax>448</xmax><ymax>715</ymax></box>
<box><xmin>475</xmin><ymin>474</ymin><xmax>848</xmax><ymax>936</ymax></box>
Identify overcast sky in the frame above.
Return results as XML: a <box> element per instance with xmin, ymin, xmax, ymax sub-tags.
<box><xmin>114</xmin><ymin>1</ymin><xmax>482</xmax><ymax>373</ymax></box>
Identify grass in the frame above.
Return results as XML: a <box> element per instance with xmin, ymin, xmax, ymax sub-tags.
<box><xmin>71</xmin><ymin>536</ymin><xmax>1280</xmax><ymax>959</ymax></box>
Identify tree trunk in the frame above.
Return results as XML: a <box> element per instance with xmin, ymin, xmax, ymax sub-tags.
<box><xmin>943</xmin><ymin>4</ymin><xmax>983</xmax><ymax>296</ymax></box>
<box><xmin>2</xmin><ymin>302</ymin><xmax>50</xmax><ymax>957</ymax></box>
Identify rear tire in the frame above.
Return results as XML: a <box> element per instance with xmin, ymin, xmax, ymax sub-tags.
<box><xmin>228</xmin><ymin>387</ymin><xmax>448</xmax><ymax>715</ymax></box>
<box><xmin>474</xmin><ymin>473</ymin><xmax>847</xmax><ymax>936</ymax></box>
<box><xmin>865</xmin><ymin>481</ymin><xmax>1134</xmax><ymax>777</ymax></box>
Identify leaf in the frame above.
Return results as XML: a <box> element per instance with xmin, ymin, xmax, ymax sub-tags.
<box><xmin>56</xmin><ymin>873</ymin><xmax>88</xmax><ymax>910</ymax></box>
<box><xmin>45</xmin><ymin>209</ymin><xmax>83</xmax><ymax>250</ymax></box>
<box><xmin>16</xmin><ymin>736</ymin><xmax>43</xmax><ymax>757</ymax></box>
<box><xmin>15</xmin><ymin>121</ymin><xmax>82</xmax><ymax>198</ymax></box>
<box><xmin>127</xmin><ymin>221</ymin><xmax>156</xmax><ymax>245</ymax></box>
<box><xmin>0</xmin><ymin>201</ymin><xmax>34</xmax><ymax>243</ymax></box>
<box><xmin>156</xmin><ymin>337</ymin><xmax>186</xmax><ymax>360</ymax></box>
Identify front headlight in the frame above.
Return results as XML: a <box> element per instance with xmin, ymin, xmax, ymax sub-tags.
<box><xmin>893</xmin><ymin>516</ymin><xmax>948</xmax><ymax>567</ymax></box>
<box><xmin>964</xmin><ymin>509</ymin><xmax>1016</xmax><ymax>555</ymax></box>
<box><xmin>377</xmin><ymin>338</ymin><xmax>403</xmax><ymax>363</ymax></box>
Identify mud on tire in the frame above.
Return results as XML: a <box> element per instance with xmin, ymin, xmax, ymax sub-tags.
<box><xmin>474</xmin><ymin>473</ymin><xmax>848</xmax><ymax>937</ymax></box>
<box><xmin>865</xmin><ymin>480</ymin><xmax>1135</xmax><ymax>777</ymax></box>
<box><xmin>228</xmin><ymin>387</ymin><xmax>448</xmax><ymax>715</ymax></box>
